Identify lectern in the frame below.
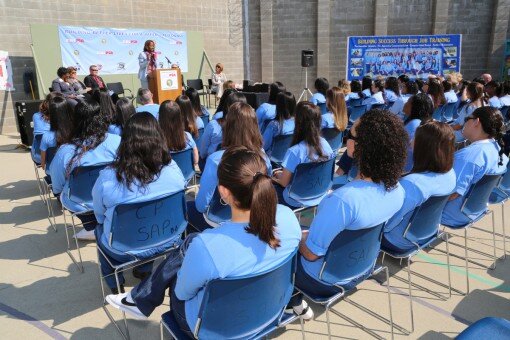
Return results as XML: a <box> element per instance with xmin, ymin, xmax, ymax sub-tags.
<box><xmin>148</xmin><ymin>68</ymin><xmax>182</xmax><ymax>104</ymax></box>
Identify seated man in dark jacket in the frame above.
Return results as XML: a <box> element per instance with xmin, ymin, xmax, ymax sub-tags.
<box><xmin>84</xmin><ymin>65</ymin><xmax>108</xmax><ymax>90</ymax></box>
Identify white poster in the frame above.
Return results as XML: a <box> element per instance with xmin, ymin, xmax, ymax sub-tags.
<box><xmin>160</xmin><ymin>69</ymin><xmax>179</xmax><ymax>90</ymax></box>
<box><xmin>0</xmin><ymin>51</ymin><xmax>15</xmax><ymax>91</ymax></box>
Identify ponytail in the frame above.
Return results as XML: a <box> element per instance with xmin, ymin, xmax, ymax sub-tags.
<box><xmin>473</xmin><ymin>106</ymin><xmax>506</xmax><ymax>165</ymax></box>
<box><xmin>246</xmin><ymin>172</ymin><xmax>280</xmax><ymax>249</ymax></box>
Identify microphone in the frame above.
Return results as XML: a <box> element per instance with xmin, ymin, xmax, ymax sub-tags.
<box><xmin>165</xmin><ymin>56</ymin><xmax>171</xmax><ymax>63</ymax></box>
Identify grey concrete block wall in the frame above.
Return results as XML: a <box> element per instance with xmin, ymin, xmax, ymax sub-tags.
<box><xmin>387</xmin><ymin>0</ymin><xmax>433</xmax><ymax>35</ymax></box>
<box><xmin>0</xmin><ymin>0</ymin><xmax>244</xmax><ymax>134</ymax></box>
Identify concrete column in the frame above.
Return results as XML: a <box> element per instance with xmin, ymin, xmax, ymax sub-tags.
<box><xmin>374</xmin><ymin>0</ymin><xmax>389</xmax><ymax>36</ymax></box>
<box><xmin>432</xmin><ymin>0</ymin><xmax>450</xmax><ymax>34</ymax></box>
<box><xmin>317</xmin><ymin>0</ymin><xmax>330</xmax><ymax>78</ymax></box>
<box><xmin>487</xmin><ymin>0</ymin><xmax>510</xmax><ymax>78</ymax></box>
<box><xmin>260</xmin><ymin>0</ymin><xmax>274</xmax><ymax>82</ymax></box>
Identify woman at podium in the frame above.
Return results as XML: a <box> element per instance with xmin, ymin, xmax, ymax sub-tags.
<box><xmin>138</xmin><ymin>40</ymin><xmax>157</xmax><ymax>89</ymax></box>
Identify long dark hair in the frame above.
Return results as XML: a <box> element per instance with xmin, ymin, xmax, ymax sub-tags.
<box><xmin>159</xmin><ymin>100</ymin><xmax>187</xmax><ymax>151</ymax></box>
<box><xmin>40</xmin><ymin>92</ymin><xmax>64</xmax><ymax>121</ymax></box>
<box><xmin>426</xmin><ymin>79</ymin><xmax>446</xmax><ymax>108</ymax></box>
<box><xmin>48</xmin><ymin>96</ymin><xmax>73</xmax><ymax>146</ymax></box>
<box><xmin>114</xmin><ymin>112</ymin><xmax>170</xmax><ymax>189</ymax></box>
<box><xmin>222</xmin><ymin>102</ymin><xmax>263</xmax><ymax>153</ymax></box>
<box><xmin>185</xmin><ymin>87</ymin><xmax>204</xmax><ymax>117</ymax></box>
<box><xmin>354</xmin><ymin>109</ymin><xmax>408</xmax><ymax>190</ymax></box>
<box><xmin>275</xmin><ymin>92</ymin><xmax>296</xmax><ymax>127</ymax></box>
<box><xmin>361</xmin><ymin>76</ymin><xmax>372</xmax><ymax>92</ymax></box>
<box><xmin>93</xmin><ymin>89</ymin><xmax>116</xmax><ymax>124</ymax></box>
<box><xmin>268</xmin><ymin>81</ymin><xmax>286</xmax><ymax>104</ymax></box>
<box><xmin>404</xmin><ymin>93</ymin><xmax>433</xmax><ymax>125</ymax></box>
<box><xmin>176</xmin><ymin>95</ymin><xmax>199</xmax><ymax>138</ymax></box>
<box><xmin>314</xmin><ymin>78</ymin><xmax>329</xmax><ymax>96</ymax></box>
<box><xmin>350</xmin><ymin>80</ymin><xmax>365</xmax><ymax>99</ymax></box>
<box><xmin>218</xmin><ymin>146</ymin><xmax>280</xmax><ymax>249</ymax></box>
<box><xmin>218</xmin><ymin>92</ymin><xmax>247</xmax><ymax>128</ymax></box>
<box><xmin>215</xmin><ymin>88</ymin><xmax>237</xmax><ymax>113</ymax></box>
<box><xmin>385</xmin><ymin>77</ymin><xmax>400</xmax><ymax>96</ymax></box>
<box><xmin>292</xmin><ymin>102</ymin><xmax>327</xmax><ymax>161</ymax></box>
<box><xmin>473</xmin><ymin>106</ymin><xmax>506</xmax><ymax>166</ymax></box>
<box><xmin>143</xmin><ymin>40</ymin><xmax>155</xmax><ymax>52</ymax></box>
<box><xmin>114</xmin><ymin>98</ymin><xmax>136</xmax><ymax>128</ymax></box>
<box><xmin>411</xmin><ymin>121</ymin><xmax>454</xmax><ymax>174</ymax></box>
<box><xmin>66</xmin><ymin>99</ymin><xmax>109</xmax><ymax>176</ymax></box>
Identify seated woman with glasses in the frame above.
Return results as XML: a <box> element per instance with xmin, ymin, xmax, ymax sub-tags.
<box><xmin>383</xmin><ymin>121</ymin><xmax>456</xmax><ymax>252</ymax></box>
<box><xmin>441</xmin><ymin>107</ymin><xmax>508</xmax><ymax>227</ymax></box>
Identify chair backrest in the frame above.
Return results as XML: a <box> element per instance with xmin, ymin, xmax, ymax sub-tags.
<box><xmin>194</xmin><ymin>128</ymin><xmax>204</xmax><ymax>144</ymax></box>
<box><xmin>321</xmin><ymin>128</ymin><xmax>343</xmax><ymax>152</ymax></box>
<box><xmin>384</xmin><ymin>101</ymin><xmax>395</xmax><ymax>111</ymax></box>
<box><xmin>499</xmin><ymin>162</ymin><xmax>510</xmax><ymax>192</ymax></box>
<box><xmin>432</xmin><ymin>105</ymin><xmax>445</xmax><ymax>121</ymax></box>
<box><xmin>170</xmin><ymin>148</ymin><xmax>195</xmax><ymax>183</ymax></box>
<box><xmin>187</xmin><ymin>79</ymin><xmax>204</xmax><ymax>91</ymax></box>
<box><xmin>196</xmin><ymin>253</ymin><xmax>297</xmax><ymax>339</ymax></box>
<box><xmin>500</xmin><ymin>106</ymin><xmax>510</xmax><ymax>122</ymax></box>
<box><xmin>200</xmin><ymin>114</ymin><xmax>210</xmax><ymax>129</ymax></box>
<box><xmin>31</xmin><ymin>134</ymin><xmax>43</xmax><ymax>162</ymax></box>
<box><xmin>46</xmin><ymin>146</ymin><xmax>58</xmax><ymax>169</ymax></box>
<box><xmin>68</xmin><ymin>164</ymin><xmax>109</xmax><ymax>204</ymax></box>
<box><xmin>320</xmin><ymin>222</ymin><xmax>385</xmax><ymax>285</ymax></box>
<box><xmin>110</xmin><ymin>190</ymin><xmax>187</xmax><ymax>253</ymax></box>
<box><xmin>442</xmin><ymin>102</ymin><xmax>458</xmax><ymax>122</ymax></box>
<box><xmin>205</xmin><ymin>188</ymin><xmax>232</xmax><ymax>225</ymax></box>
<box><xmin>462</xmin><ymin>174</ymin><xmax>502</xmax><ymax>220</ymax></box>
<box><xmin>317</xmin><ymin>102</ymin><xmax>327</xmax><ymax>115</ymax></box>
<box><xmin>348</xmin><ymin>104</ymin><xmax>367</xmax><ymax>123</ymax></box>
<box><xmin>270</xmin><ymin>134</ymin><xmax>294</xmax><ymax>164</ymax></box>
<box><xmin>403</xmin><ymin>194</ymin><xmax>451</xmax><ymax>246</ymax></box>
<box><xmin>347</xmin><ymin>98</ymin><xmax>362</xmax><ymax>107</ymax></box>
<box><xmin>371</xmin><ymin>103</ymin><xmax>385</xmax><ymax>110</ymax></box>
<box><xmin>106</xmin><ymin>82</ymin><xmax>124</xmax><ymax>95</ymax></box>
<box><xmin>288</xmin><ymin>158</ymin><xmax>335</xmax><ymax>203</ymax></box>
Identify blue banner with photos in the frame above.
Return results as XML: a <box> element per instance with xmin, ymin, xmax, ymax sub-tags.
<box><xmin>58</xmin><ymin>26</ymin><xmax>188</xmax><ymax>75</ymax></box>
<box><xmin>346</xmin><ymin>34</ymin><xmax>462</xmax><ymax>81</ymax></box>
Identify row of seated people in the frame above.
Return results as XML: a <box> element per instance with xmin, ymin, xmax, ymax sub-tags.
<box><xmin>30</xmin><ymin>77</ymin><xmax>508</xmax><ymax>337</ymax></box>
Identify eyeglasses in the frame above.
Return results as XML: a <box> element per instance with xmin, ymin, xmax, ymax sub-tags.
<box><xmin>464</xmin><ymin>115</ymin><xmax>477</xmax><ymax>123</ymax></box>
<box><xmin>91</xmin><ymin>69</ymin><xmax>99</xmax><ymax>72</ymax></box>
<box><xmin>347</xmin><ymin>129</ymin><xmax>358</xmax><ymax>141</ymax></box>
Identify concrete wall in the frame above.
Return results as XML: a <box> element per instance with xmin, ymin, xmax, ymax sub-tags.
<box><xmin>0</xmin><ymin>0</ymin><xmax>244</xmax><ymax>134</ymax></box>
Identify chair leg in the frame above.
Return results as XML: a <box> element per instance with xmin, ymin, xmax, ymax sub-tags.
<box><xmin>66</xmin><ymin>213</ymin><xmax>84</xmax><ymax>273</ymax></box>
<box><xmin>299</xmin><ymin>315</ymin><xmax>305</xmax><ymax>340</ymax></box>
<box><xmin>490</xmin><ymin>210</ymin><xmax>497</xmax><ymax>269</ymax></box>
<box><xmin>115</xmin><ymin>269</ymin><xmax>131</xmax><ymax>340</ymax></box>
<box><xmin>381</xmin><ymin>252</ymin><xmax>386</xmax><ymax>264</ymax></box>
<box><xmin>325</xmin><ymin>307</ymin><xmax>332</xmax><ymax>340</ymax></box>
<box><xmin>445</xmin><ymin>233</ymin><xmax>452</xmax><ymax>298</ymax></box>
<box><xmin>502</xmin><ymin>203</ymin><xmax>507</xmax><ymax>259</ymax></box>
<box><xmin>160</xmin><ymin>321</ymin><xmax>164</xmax><ymax>340</ymax></box>
<box><xmin>464</xmin><ymin>228</ymin><xmax>470</xmax><ymax>295</ymax></box>
<box><xmin>405</xmin><ymin>258</ymin><xmax>414</xmax><ymax>333</ymax></box>
<box><xmin>384</xmin><ymin>266</ymin><xmax>395</xmax><ymax>340</ymax></box>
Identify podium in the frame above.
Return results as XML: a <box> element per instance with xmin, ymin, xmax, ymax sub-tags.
<box><xmin>148</xmin><ymin>68</ymin><xmax>182</xmax><ymax>104</ymax></box>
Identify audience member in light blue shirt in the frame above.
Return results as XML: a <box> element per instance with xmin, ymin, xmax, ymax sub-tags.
<box><xmin>263</xmin><ymin>91</ymin><xmax>296</xmax><ymax>155</ymax></box>
<box><xmin>93</xmin><ymin>113</ymin><xmax>185</xmax><ymax>291</ymax></box>
<box><xmin>383</xmin><ymin>121</ymin><xmax>456</xmax><ymax>252</ymax></box>
<box><xmin>273</xmin><ymin>102</ymin><xmax>335</xmax><ymax>208</ymax></box>
<box><xmin>384</xmin><ymin>77</ymin><xmax>404</xmax><ymax>115</ymax></box>
<box><xmin>361</xmin><ymin>76</ymin><xmax>372</xmax><ymax>99</ymax></box>
<box><xmin>256</xmin><ymin>81</ymin><xmax>286</xmax><ymax>131</ymax></box>
<box><xmin>31</xmin><ymin>110</ymin><xmax>51</xmax><ymax>164</ymax></box>
<box><xmin>294</xmin><ymin>110</ymin><xmax>407</xmax><ymax>296</ymax></box>
<box><xmin>486</xmin><ymin>81</ymin><xmax>502</xmax><ymax>108</ymax></box>
<box><xmin>362</xmin><ymin>79</ymin><xmax>385</xmax><ymax>110</ymax></box>
<box><xmin>442</xmin><ymin>107</ymin><xmax>509</xmax><ymax>227</ymax></box>
<box><xmin>136</xmin><ymin>88</ymin><xmax>160</xmax><ymax>119</ymax></box>
<box><xmin>452</xmin><ymin>83</ymin><xmax>485</xmax><ymax>142</ymax></box>
<box><xmin>105</xmin><ymin>148</ymin><xmax>301</xmax><ymax>338</ymax></box>
<box><xmin>310</xmin><ymin>77</ymin><xmax>329</xmax><ymax>115</ymax></box>
<box><xmin>108</xmin><ymin>98</ymin><xmax>136</xmax><ymax>137</ymax></box>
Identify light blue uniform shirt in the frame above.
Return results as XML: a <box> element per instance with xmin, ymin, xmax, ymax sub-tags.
<box><xmin>385</xmin><ymin>90</ymin><xmax>404</xmax><ymax>115</ymax></box>
<box><xmin>31</xmin><ymin>112</ymin><xmax>51</xmax><ymax>163</ymax></box>
<box><xmin>200</xmin><ymin>106</ymin><xmax>210</xmax><ymax>118</ymax></box>
<box><xmin>489</xmin><ymin>96</ymin><xmax>502</xmax><ymax>109</ymax></box>
<box><xmin>108</xmin><ymin>124</ymin><xmax>122</xmax><ymax>136</ymax></box>
<box><xmin>404</xmin><ymin>119</ymin><xmax>421</xmax><ymax>173</ymax></box>
<box><xmin>136</xmin><ymin>104</ymin><xmax>161</xmax><ymax>120</ymax></box>
<box><xmin>345</xmin><ymin>93</ymin><xmax>360</xmax><ymax>102</ymax></box>
<box><xmin>302</xmin><ymin>180</ymin><xmax>405</xmax><ymax>283</ymax></box>
<box><xmin>442</xmin><ymin>139</ymin><xmax>509</xmax><ymax>226</ymax></box>
<box><xmin>262</xmin><ymin>119</ymin><xmax>295</xmax><ymax>155</ymax></box>
<box><xmin>401</xmin><ymin>94</ymin><xmax>412</xmax><ymax>105</ymax></box>
<box><xmin>256</xmin><ymin>103</ymin><xmax>276</xmax><ymax>131</ymax></box>
<box><xmin>195</xmin><ymin>116</ymin><xmax>205</xmax><ymax>130</ymax></box>
<box><xmin>182</xmin><ymin>131</ymin><xmax>197</xmax><ymax>150</ymax></box>
<box><xmin>454</xmin><ymin>104</ymin><xmax>477</xmax><ymax>141</ymax></box>
<box><xmin>362</xmin><ymin>89</ymin><xmax>372</xmax><ymax>98</ymax></box>
<box><xmin>311</xmin><ymin>92</ymin><xmax>326</xmax><ymax>105</ymax></box>
<box><xmin>445</xmin><ymin>90</ymin><xmax>458</xmax><ymax>104</ymax></box>
<box><xmin>362</xmin><ymin>91</ymin><xmax>384</xmax><ymax>110</ymax></box>
<box><xmin>49</xmin><ymin>133</ymin><xmax>121</xmax><ymax>212</ymax></box>
<box><xmin>174</xmin><ymin>204</ymin><xmax>301</xmax><ymax>333</ymax></box>
<box><xmin>281</xmin><ymin>138</ymin><xmax>335</xmax><ymax>207</ymax></box>
<box><xmin>195</xmin><ymin>149</ymin><xmax>272</xmax><ymax>213</ymax></box>
<box><xmin>212</xmin><ymin>111</ymin><xmax>223</xmax><ymax>120</ymax></box>
<box><xmin>40</xmin><ymin>131</ymin><xmax>57</xmax><ymax>152</ymax></box>
<box><xmin>500</xmin><ymin>95</ymin><xmax>510</xmax><ymax>107</ymax></box>
<box><xmin>321</xmin><ymin>113</ymin><xmax>336</xmax><ymax>129</ymax></box>
<box><xmin>198</xmin><ymin>120</ymin><xmax>222</xmax><ymax>159</ymax></box>
<box><xmin>92</xmin><ymin>162</ymin><xmax>185</xmax><ymax>255</ymax></box>
<box><xmin>383</xmin><ymin>170</ymin><xmax>456</xmax><ymax>250</ymax></box>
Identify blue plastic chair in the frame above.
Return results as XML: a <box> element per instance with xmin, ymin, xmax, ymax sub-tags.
<box><xmin>31</xmin><ymin>134</ymin><xmax>46</xmax><ymax>202</ymax></box>
<box><xmin>432</xmin><ymin>105</ymin><xmax>445</xmax><ymax>121</ymax></box>
<box><xmin>499</xmin><ymin>106</ymin><xmax>510</xmax><ymax>122</ymax></box>
<box><xmin>199</xmin><ymin>114</ymin><xmax>210</xmax><ymax>129</ymax></box>
<box><xmin>370</xmin><ymin>103</ymin><xmax>385</xmax><ymax>110</ymax></box>
<box><xmin>202</xmin><ymin>188</ymin><xmax>232</xmax><ymax>228</ymax></box>
<box><xmin>321</xmin><ymin>128</ymin><xmax>344</xmax><ymax>152</ymax></box>
<box><xmin>269</xmin><ymin>134</ymin><xmax>293</xmax><ymax>167</ymax></box>
<box><xmin>384</xmin><ymin>101</ymin><xmax>395</xmax><ymax>111</ymax></box>
<box><xmin>317</xmin><ymin>102</ymin><xmax>327</xmax><ymax>115</ymax></box>
<box><xmin>488</xmin><ymin>162</ymin><xmax>510</xmax><ymax>258</ymax></box>
<box><xmin>381</xmin><ymin>194</ymin><xmax>451</xmax><ymax>333</ymax></box>
<box><xmin>99</xmin><ymin>190</ymin><xmax>188</xmax><ymax>340</ymax></box>
<box><xmin>170</xmin><ymin>148</ymin><xmax>196</xmax><ymax>185</ymax></box>
<box><xmin>287</xmin><ymin>158</ymin><xmax>335</xmax><ymax>211</ymax></box>
<box><xmin>347</xmin><ymin>98</ymin><xmax>362</xmax><ymax>107</ymax></box>
<box><xmin>456</xmin><ymin>317</ymin><xmax>510</xmax><ymax>339</ymax></box>
<box><xmin>42</xmin><ymin>146</ymin><xmax>59</xmax><ymax>231</ymax></box>
<box><xmin>160</xmin><ymin>253</ymin><xmax>303</xmax><ymax>340</ymax></box>
<box><xmin>442</xmin><ymin>174</ymin><xmax>502</xmax><ymax>293</ymax></box>
<box><xmin>442</xmin><ymin>102</ymin><xmax>459</xmax><ymax>122</ymax></box>
<box><xmin>194</xmin><ymin>128</ymin><xmax>204</xmax><ymax>145</ymax></box>
<box><xmin>297</xmin><ymin>222</ymin><xmax>394</xmax><ymax>339</ymax></box>
<box><xmin>61</xmin><ymin>163</ymin><xmax>110</xmax><ymax>272</ymax></box>
<box><xmin>347</xmin><ymin>104</ymin><xmax>367</xmax><ymax>124</ymax></box>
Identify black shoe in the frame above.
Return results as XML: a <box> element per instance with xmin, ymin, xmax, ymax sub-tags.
<box><xmin>110</xmin><ymin>285</ymin><xmax>125</xmax><ymax>295</ymax></box>
<box><xmin>132</xmin><ymin>268</ymin><xmax>150</xmax><ymax>281</ymax></box>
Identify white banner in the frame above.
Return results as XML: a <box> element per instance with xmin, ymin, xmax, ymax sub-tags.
<box><xmin>58</xmin><ymin>26</ymin><xmax>188</xmax><ymax>75</ymax></box>
<box><xmin>0</xmin><ymin>51</ymin><xmax>15</xmax><ymax>91</ymax></box>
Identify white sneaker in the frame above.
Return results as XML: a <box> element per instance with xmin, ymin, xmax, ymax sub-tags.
<box><xmin>105</xmin><ymin>293</ymin><xmax>148</xmax><ymax>320</ymax></box>
<box><xmin>73</xmin><ymin>229</ymin><xmax>96</xmax><ymax>241</ymax></box>
<box><xmin>292</xmin><ymin>300</ymin><xmax>314</xmax><ymax>321</ymax></box>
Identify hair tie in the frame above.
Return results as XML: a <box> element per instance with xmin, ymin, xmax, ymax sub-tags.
<box><xmin>253</xmin><ymin>172</ymin><xmax>264</xmax><ymax>181</ymax></box>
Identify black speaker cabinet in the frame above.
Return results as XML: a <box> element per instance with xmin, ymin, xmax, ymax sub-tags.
<box><xmin>301</xmin><ymin>49</ymin><xmax>314</xmax><ymax>67</ymax></box>
<box><xmin>15</xmin><ymin>100</ymin><xmax>43</xmax><ymax>146</ymax></box>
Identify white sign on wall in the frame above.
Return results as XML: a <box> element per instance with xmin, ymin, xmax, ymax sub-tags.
<box><xmin>0</xmin><ymin>51</ymin><xmax>15</xmax><ymax>91</ymax></box>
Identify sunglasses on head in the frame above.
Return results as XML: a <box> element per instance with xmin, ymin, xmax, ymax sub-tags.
<box><xmin>347</xmin><ymin>129</ymin><xmax>358</xmax><ymax>141</ymax></box>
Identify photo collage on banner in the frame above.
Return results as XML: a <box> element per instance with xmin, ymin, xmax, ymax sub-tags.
<box><xmin>346</xmin><ymin>35</ymin><xmax>462</xmax><ymax>81</ymax></box>
<box><xmin>58</xmin><ymin>26</ymin><xmax>188</xmax><ymax>75</ymax></box>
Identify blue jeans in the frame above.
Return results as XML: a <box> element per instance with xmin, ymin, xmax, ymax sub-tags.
<box><xmin>95</xmin><ymin>225</ymin><xmax>152</xmax><ymax>289</ymax></box>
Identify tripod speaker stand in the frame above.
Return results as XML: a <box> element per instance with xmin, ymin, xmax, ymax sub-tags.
<box><xmin>298</xmin><ymin>49</ymin><xmax>314</xmax><ymax>102</ymax></box>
